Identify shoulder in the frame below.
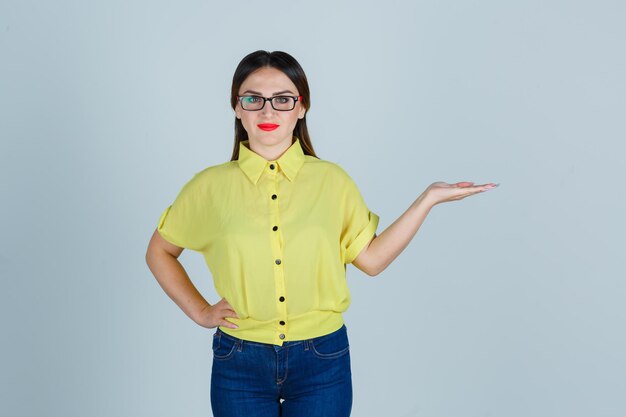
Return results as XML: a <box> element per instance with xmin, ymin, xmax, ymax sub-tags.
<box><xmin>195</xmin><ymin>160</ymin><xmax>236</xmax><ymax>177</ymax></box>
<box><xmin>171</xmin><ymin>161</ymin><xmax>236</xmax><ymax>199</ymax></box>
<box><xmin>187</xmin><ymin>160</ymin><xmax>237</xmax><ymax>184</ymax></box>
<box><xmin>302</xmin><ymin>156</ymin><xmax>354</xmax><ymax>184</ymax></box>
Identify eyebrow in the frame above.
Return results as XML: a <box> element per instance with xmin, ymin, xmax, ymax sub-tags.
<box><xmin>241</xmin><ymin>89</ymin><xmax>295</xmax><ymax>96</ymax></box>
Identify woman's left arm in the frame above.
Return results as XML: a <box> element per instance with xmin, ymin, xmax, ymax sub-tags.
<box><xmin>352</xmin><ymin>181</ymin><xmax>498</xmax><ymax>276</ymax></box>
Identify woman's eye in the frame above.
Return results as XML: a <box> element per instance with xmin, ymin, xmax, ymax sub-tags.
<box><xmin>275</xmin><ymin>97</ymin><xmax>288</xmax><ymax>104</ymax></box>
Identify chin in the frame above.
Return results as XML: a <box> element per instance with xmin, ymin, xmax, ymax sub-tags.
<box><xmin>251</xmin><ymin>131</ymin><xmax>290</xmax><ymax>144</ymax></box>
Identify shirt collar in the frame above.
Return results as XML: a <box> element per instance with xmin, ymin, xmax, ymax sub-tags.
<box><xmin>237</xmin><ymin>136</ymin><xmax>306</xmax><ymax>185</ymax></box>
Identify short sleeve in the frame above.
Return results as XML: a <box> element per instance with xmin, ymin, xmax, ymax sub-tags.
<box><xmin>339</xmin><ymin>172</ymin><xmax>380</xmax><ymax>265</ymax></box>
<box><xmin>156</xmin><ymin>173</ymin><xmax>208</xmax><ymax>251</ymax></box>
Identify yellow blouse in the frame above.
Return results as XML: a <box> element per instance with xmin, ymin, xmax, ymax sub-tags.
<box><xmin>157</xmin><ymin>136</ymin><xmax>379</xmax><ymax>345</ymax></box>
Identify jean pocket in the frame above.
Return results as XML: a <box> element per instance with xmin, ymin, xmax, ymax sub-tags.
<box><xmin>212</xmin><ymin>332</ymin><xmax>238</xmax><ymax>361</ymax></box>
<box><xmin>309</xmin><ymin>325</ymin><xmax>350</xmax><ymax>359</ymax></box>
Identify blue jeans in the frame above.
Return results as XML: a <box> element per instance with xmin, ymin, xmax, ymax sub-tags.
<box><xmin>210</xmin><ymin>324</ymin><xmax>353</xmax><ymax>417</ymax></box>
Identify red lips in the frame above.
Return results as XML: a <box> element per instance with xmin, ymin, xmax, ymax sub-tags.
<box><xmin>257</xmin><ymin>123</ymin><xmax>279</xmax><ymax>131</ymax></box>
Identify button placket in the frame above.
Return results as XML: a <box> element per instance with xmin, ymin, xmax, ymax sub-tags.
<box><xmin>268</xmin><ymin>162</ymin><xmax>288</xmax><ymax>344</ymax></box>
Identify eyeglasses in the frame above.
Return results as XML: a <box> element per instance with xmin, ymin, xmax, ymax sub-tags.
<box><xmin>236</xmin><ymin>95</ymin><xmax>303</xmax><ymax>111</ymax></box>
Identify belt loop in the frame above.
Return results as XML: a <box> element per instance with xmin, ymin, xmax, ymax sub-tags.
<box><xmin>304</xmin><ymin>339</ymin><xmax>310</xmax><ymax>351</ymax></box>
<box><xmin>237</xmin><ymin>340</ymin><xmax>243</xmax><ymax>352</ymax></box>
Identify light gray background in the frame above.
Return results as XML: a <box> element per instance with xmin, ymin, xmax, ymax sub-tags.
<box><xmin>2</xmin><ymin>1</ymin><xmax>624</xmax><ymax>416</ymax></box>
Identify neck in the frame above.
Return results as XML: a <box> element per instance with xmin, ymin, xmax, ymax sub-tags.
<box><xmin>247</xmin><ymin>135</ymin><xmax>294</xmax><ymax>161</ymax></box>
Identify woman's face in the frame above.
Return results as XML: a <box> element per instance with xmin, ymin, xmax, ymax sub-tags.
<box><xmin>235</xmin><ymin>66</ymin><xmax>306</xmax><ymax>151</ymax></box>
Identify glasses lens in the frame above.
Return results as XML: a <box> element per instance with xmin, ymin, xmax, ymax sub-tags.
<box><xmin>272</xmin><ymin>96</ymin><xmax>295</xmax><ymax>111</ymax></box>
<box><xmin>241</xmin><ymin>96</ymin><xmax>263</xmax><ymax>110</ymax></box>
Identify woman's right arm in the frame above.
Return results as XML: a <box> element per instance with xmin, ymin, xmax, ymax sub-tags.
<box><xmin>145</xmin><ymin>229</ymin><xmax>239</xmax><ymax>329</ymax></box>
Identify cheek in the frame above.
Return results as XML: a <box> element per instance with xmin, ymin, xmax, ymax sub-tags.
<box><xmin>284</xmin><ymin>114</ymin><xmax>300</xmax><ymax>126</ymax></box>
<box><xmin>240</xmin><ymin>115</ymin><xmax>255</xmax><ymax>128</ymax></box>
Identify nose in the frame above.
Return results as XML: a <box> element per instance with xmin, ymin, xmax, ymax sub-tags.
<box><xmin>260</xmin><ymin>99</ymin><xmax>277</xmax><ymax>116</ymax></box>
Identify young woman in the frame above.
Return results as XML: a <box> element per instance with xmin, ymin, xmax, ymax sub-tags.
<box><xmin>145</xmin><ymin>50</ymin><xmax>498</xmax><ymax>417</ymax></box>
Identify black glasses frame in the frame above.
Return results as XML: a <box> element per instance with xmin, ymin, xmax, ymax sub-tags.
<box><xmin>236</xmin><ymin>95</ymin><xmax>303</xmax><ymax>111</ymax></box>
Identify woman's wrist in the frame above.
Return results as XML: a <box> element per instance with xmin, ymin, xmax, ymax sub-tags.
<box><xmin>412</xmin><ymin>190</ymin><xmax>436</xmax><ymax>211</ymax></box>
<box><xmin>192</xmin><ymin>302</ymin><xmax>213</xmax><ymax>325</ymax></box>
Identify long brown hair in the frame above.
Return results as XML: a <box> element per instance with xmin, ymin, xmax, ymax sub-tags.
<box><xmin>229</xmin><ymin>50</ymin><xmax>318</xmax><ymax>161</ymax></box>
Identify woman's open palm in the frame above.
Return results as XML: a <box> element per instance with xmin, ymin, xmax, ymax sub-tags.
<box><xmin>424</xmin><ymin>181</ymin><xmax>498</xmax><ymax>206</ymax></box>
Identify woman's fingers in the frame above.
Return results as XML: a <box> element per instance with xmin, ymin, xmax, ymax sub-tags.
<box><xmin>456</xmin><ymin>181</ymin><xmax>499</xmax><ymax>189</ymax></box>
<box><xmin>208</xmin><ymin>298</ymin><xmax>240</xmax><ymax>328</ymax></box>
<box><xmin>221</xmin><ymin>319</ymin><xmax>238</xmax><ymax>329</ymax></box>
<box><xmin>224</xmin><ymin>309</ymin><xmax>239</xmax><ymax>319</ymax></box>
<box><xmin>479</xmin><ymin>183</ymin><xmax>499</xmax><ymax>191</ymax></box>
<box><xmin>219</xmin><ymin>298</ymin><xmax>237</xmax><ymax>312</ymax></box>
<box><xmin>214</xmin><ymin>302</ymin><xmax>238</xmax><ymax>316</ymax></box>
<box><xmin>218</xmin><ymin>307</ymin><xmax>239</xmax><ymax>328</ymax></box>
<box><xmin>456</xmin><ymin>182</ymin><xmax>498</xmax><ymax>191</ymax></box>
